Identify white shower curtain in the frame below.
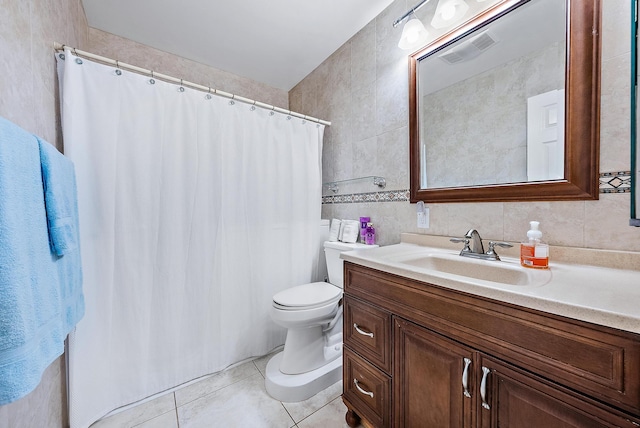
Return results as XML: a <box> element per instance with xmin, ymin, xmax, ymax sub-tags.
<box><xmin>57</xmin><ymin>49</ymin><xmax>324</xmax><ymax>428</ymax></box>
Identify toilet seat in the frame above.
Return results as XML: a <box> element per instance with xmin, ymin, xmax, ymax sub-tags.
<box><xmin>273</xmin><ymin>282</ymin><xmax>341</xmax><ymax>311</ymax></box>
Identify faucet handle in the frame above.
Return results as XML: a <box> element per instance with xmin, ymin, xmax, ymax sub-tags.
<box><xmin>450</xmin><ymin>237</ymin><xmax>471</xmax><ymax>253</ymax></box>
<box><xmin>486</xmin><ymin>241</ymin><xmax>513</xmax><ymax>260</ymax></box>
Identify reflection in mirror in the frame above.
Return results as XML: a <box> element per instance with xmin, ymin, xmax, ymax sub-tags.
<box><xmin>409</xmin><ymin>0</ymin><xmax>601</xmax><ymax>203</ymax></box>
<box><xmin>419</xmin><ymin>0</ymin><xmax>566</xmax><ymax>189</ymax></box>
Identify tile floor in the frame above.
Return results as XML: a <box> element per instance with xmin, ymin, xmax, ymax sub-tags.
<box><xmin>91</xmin><ymin>353</ymin><xmax>351</xmax><ymax>428</ymax></box>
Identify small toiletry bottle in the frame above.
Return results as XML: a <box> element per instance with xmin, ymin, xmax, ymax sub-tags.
<box><xmin>359</xmin><ymin>217</ymin><xmax>370</xmax><ymax>244</ymax></box>
<box><xmin>520</xmin><ymin>221</ymin><xmax>549</xmax><ymax>269</ymax></box>
<box><xmin>364</xmin><ymin>222</ymin><xmax>376</xmax><ymax>245</ymax></box>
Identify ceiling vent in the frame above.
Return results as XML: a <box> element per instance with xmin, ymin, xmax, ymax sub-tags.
<box><xmin>438</xmin><ymin>31</ymin><xmax>498</xmax><ymax>65</ymax></box>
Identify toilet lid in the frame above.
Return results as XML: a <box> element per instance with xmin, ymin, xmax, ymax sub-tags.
<box><xmin>273</xmin><ymin>282</ymin><xmax>341</xmax><ymax>309</ymax></box>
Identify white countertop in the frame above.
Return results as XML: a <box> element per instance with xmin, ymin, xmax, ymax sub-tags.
<box><xmin>341</xmin><ymin>234</ymin><xmax>640</xmax><ymax>334</ymax></box>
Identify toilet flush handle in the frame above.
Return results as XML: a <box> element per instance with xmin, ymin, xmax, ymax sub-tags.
<box><xmin>353</xmin><ymin>323</ymin><xmax>374</xmax><ymax>338</ymax></box>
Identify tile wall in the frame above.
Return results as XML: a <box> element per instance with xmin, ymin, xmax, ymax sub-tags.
<box><xmin>291</xmin><ymin>0</ymin><xmax>640</xmax><ymax>251</ymax></box>
<box><xmin>0</xmin><ymin>0</ymin><xmax>88</xmax><ymax>425</ymax></box>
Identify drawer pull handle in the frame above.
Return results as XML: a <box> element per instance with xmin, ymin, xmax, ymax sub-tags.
<box><xmin>354</xmin><ymin>379</ymin><xmax>374</xmax><ymax>398</ymax></box>
<box><xmin>462</xmin><ymin>357</ymin><xmax>472</xmax><ymax>398</ymax></box>
<box><xmin>353</xmin><ymin>323</ymin><xmax>374</xmax><ymax>338</ymax></box>
<box><xmin>480</xmin><ymin>366</ymin><xmax>491</xmax><ymax>410</ymax></box>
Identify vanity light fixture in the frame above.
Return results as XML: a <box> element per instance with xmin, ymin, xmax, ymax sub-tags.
<box><xmin>397</xmin><ymin>12</ymin><xmax>430</xmax><ymax>50</ymax></box>
<box><xmin>394</xmin><ymin>0</ymin><xmax>472</xmax><ymax>50</ymax></box>
<box><xmin>431</xmin><ymin>0</ymin><xmax>469</xmax><ymax>29</ymax></box>
<box><xmin>393</xmin><ymin>0</ymin><xmax>432</xmax><ymax>50</ymax></box>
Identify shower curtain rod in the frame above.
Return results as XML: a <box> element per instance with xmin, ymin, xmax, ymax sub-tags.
<box><xmin>53</xmin><ymin>42</ymin><xmax>331</xmax><ymax>126</ymax></box>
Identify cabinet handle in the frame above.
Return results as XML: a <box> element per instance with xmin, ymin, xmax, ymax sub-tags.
<box><xmin>462</xmin><ymin>357</ymin><xmax>472</xmax><ymax>398</ymax></box>
<box><xmin>353</xmin><ymin>379</ymin><xmax>374</xmax><ymax>398</ymax></box>
<box><xmin>353</xmin><ymin>323</ymin><xmax>374</xmax><ymax>338</ymax></box>
<box><xmin>480</xmin><ymin>366</ymin><xmax>491</xmax><ymax>410</ymax></box>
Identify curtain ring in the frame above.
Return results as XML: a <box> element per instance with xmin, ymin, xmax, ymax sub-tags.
<box><xmin>179</xmin><ymin>79</ymin><xmax>185</xmax><ymax>92</ymax></box>
<box><xmin>149</xmin><ymin>70</ymin><xmax>155</xmax><ymax>84</ymax></box>
<box><xmin>205</xmin><ymin>87</ymin><xmax>212</xmax><ymax>100</ymax></box>
<box><xmin>250</xmin><ymin>100</ymin><xmax>256</xmax><ymax>111</ymax></box>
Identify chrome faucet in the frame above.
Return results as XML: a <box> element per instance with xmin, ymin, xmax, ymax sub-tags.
<box><xmin>465</xmin><ymin>229</ymin><xmax>484</xmax><ymax>254</ymax></box>
<box><xmin>450</xmin><ymin>229</ymin><xmax>513</xmax><ymax>261</ymax></box>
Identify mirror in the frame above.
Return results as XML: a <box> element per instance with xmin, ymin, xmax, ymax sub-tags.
<box><xmin>632</xmin><ymin>0</ymin><xmax>639</xmax><ymax>226</ymax></box>
<box><xmin>409</xmin><ymin>0</ymin><xmax>601</xmax><ymax>203</ymax></box>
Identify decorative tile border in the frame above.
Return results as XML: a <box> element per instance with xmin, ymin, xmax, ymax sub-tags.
<box><xmin>322</xmin><ymin>189</ymin><xmax>410</xmax><ymax>204</ymax></box>
<box><xmin>599</xmin><ymin>171</ymin><xmax>631</xmax><ymax>193</ymax></box>
<box><xmin>322</xmin><ymin>173</ymin><xmax>632</xmax><ymax>204</ymax></box>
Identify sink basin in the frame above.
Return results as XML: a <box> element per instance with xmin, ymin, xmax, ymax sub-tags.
<box><xmin>397</xmin><ymin>253</ymin><xmax>538</xmax><ymax>286</ymax></box>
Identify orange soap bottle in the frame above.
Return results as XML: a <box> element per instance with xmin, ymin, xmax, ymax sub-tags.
<box><xmin>520</xmin><ymin>221</ymin><xmax>549</xmax><ymax>269</ymax></box>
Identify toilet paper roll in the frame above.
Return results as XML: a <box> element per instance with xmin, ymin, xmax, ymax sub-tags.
<box><xmin>341</xmin><ymin>220</ymin><xmax>360</xmax><ymax>243</ymax></box>
<box><xmin>338</xmin><ymin>219</ymin><xmax>347</xmax><ymax>242</ymax></box>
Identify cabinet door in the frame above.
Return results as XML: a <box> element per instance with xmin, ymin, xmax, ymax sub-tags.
<box><xmin>479</xmin><ymin>356</ymin><xmax>640</xmax><ymax>428</ymax></box>
<box><xmin>394</xmin><ymin>317</ymin><xmax>475</xmax><ymax>428</ymax></box>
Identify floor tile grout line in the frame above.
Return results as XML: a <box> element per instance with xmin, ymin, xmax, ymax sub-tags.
<box><xmin>280</xmin><ymin>401</ymin><xmax>297</xmax><ymax>426</ymax></box>
<box><xmin>176</xmin><ymin>371</ymin><xmax>269</xmax><ymax>413</ymax></box>
<box><xmin>292</xmin><ymin>399</ymin><xmax>330</xmax><ymax>426</ymax></box>
<box><xmin>173</xmin><ymin>392</ymin><xmax>180</xmax><ymax>428</ymax></box>
<box><xmin>252</xmin><ymin>360</ymin><xmax>266</xmax><ymax>379</ymax></box>
<box><xmin>175</xmin><ymin>366</ymin><xmax>262</xmax><ymax>408</ymax></box>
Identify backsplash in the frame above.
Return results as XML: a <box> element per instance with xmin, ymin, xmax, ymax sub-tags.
<box><xmin>321</xmin><ymin>170</ymin><xmax>631</xmax><ymax>206</ymax></box>
<box><xmin>322</xmin><ymin>189</ymin><xmax>409</xmax><ymax>204</ymax></box>
<box><xmin>599</xmin><ymin>171</ymin><xmax>631</xmax><ymax>193</ymax></box>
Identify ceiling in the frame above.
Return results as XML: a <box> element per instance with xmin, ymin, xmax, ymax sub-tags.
<box><xmin>82</xmin><ymin>0</ymin><xmax>395</xmax><ymax>91</ymax></box>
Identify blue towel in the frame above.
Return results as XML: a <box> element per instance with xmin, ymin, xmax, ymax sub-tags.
<box><xmin>38</xmin><ymin>139</ymin><xmax>80</xmax><ymax>256</ymax></box>
<box><xmin>37</xmin><ymin>137</ymin><xmax>85</xmax><ymax>335</ymax></box>
<box><xmin>0</xmin><ymin>116</ymin><xmax>84</xmax><ymax>405</ymax></box>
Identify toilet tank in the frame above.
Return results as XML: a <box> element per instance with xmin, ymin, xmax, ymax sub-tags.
<box><xmin>323</xmin><ymin>241</ymin><xmax>378</xmax><ymax>288</ymax></box>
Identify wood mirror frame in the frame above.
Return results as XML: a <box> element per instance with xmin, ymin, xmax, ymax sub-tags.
<box><xmin>409</xmin><ymin>0</ymin><xmax>601</xmax><ymax>203</ymax></box>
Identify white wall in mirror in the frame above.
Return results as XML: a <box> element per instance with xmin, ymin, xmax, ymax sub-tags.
<box><xmin>418</xmin><ymin>0</ymin><xmax>566</xmax><ymax>189</ymax></box>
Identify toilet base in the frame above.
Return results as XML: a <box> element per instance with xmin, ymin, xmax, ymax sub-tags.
<box><xmin>265</xmin><ymin>349</ymin><xmax>342</xmax><ymax>402</ymax></box>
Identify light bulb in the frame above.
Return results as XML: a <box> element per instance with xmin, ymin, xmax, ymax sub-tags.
<box><xmin>398</xmin><ymin>17</ymin><xmax>429</xmax><ymax>50</ymax></box>
<box><xmin>440</xmin><ymin>3</ymin><xmax>456</xmax><ymax>21</ymax></box>
<box><xmin>431</xmin><ymin>0</ymin><xmax>469</xmax><ymax>29</ymax></box>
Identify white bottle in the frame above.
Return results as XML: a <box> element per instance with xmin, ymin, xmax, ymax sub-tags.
<box><xmin>520</xmin><ymin>221</ymin><xmax>549</xmax><ymax>269</ymax></box>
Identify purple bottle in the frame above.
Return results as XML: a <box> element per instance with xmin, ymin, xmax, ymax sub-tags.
<box><xmin>359</xmin><ymin>217</ymin><xmax>370</xmax><ymax>243</ymax></box>
<box><xmin>364</xmin><ymin>223</ymin><xmax>376</xmax><ymax>245</ymax></box>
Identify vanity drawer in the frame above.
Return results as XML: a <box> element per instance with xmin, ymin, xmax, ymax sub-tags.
<box><xmin>344</xmin><ymin>296</ymin><xmax>392</xmax><ymax>373</ymax></box>
<box><xmin>343</xmin><ymin>347</ymin><xmax>391</xmax><ymax>428</ymax></box>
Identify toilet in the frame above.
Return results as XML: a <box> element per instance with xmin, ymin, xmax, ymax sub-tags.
<box><xmin>265</xmin><ymin>222</ymin><xmax>377</xmax><ymax>402</ymax></box>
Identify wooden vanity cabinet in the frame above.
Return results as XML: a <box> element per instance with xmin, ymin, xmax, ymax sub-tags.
<box><xmin>342</xmin><ymin>262</ymin><xmax>640</xmax><ymax>428</ymax></box>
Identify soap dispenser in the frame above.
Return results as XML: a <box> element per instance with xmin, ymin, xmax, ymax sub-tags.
<box><xmin>364</xmin><ymin>222</ymin><xmax>376</xmax><ymax>245</ymax></box>
<box><xmin>520</xmin><ymin>221</ymin><xmax>549</xmax><ymax>269</ymax></box>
